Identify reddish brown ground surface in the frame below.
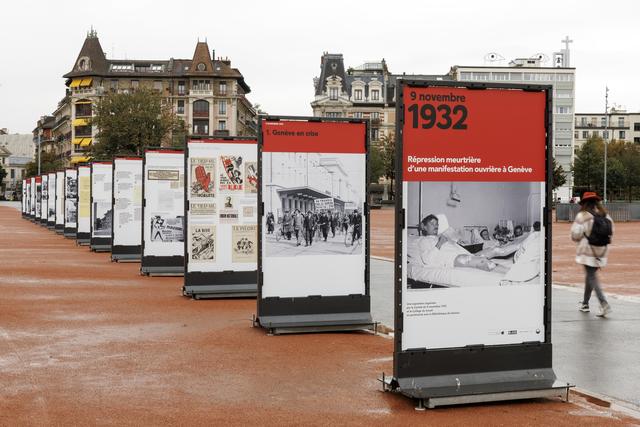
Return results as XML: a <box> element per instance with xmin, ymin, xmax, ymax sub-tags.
<box><xmin>0</xmin><ymin>206</ymin><xmax>638</xmax><ymax>425</ymax></box>
<box><xmin>370</xmin><ymin>208</ymin><xmax>640</xmax><ymax>298</ymax></box>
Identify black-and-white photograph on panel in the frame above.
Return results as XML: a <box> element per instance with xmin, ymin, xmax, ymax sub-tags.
<box><xmin>91</xmin><ymin>163</ymin><xmax>113</xmax><ymax>238</ymax></box>
<box><xmin>64</xmin><ymin>168</ymin><xmax>78</xmax><ymax>234</ymax></box>
<box><xmin>112</xmin><ymin>158</ymin><xmax>143</xmax><ymax>260</ymax></box>
<box><xmin>55</xmin><ymin>171</ymin><xmax>64</xmax><ymax>232</ymax></box>
<box><xmin>263</xmin><ymin>153</ymin><xmax>364</xmax><ymax>258</ymax></box>
<box><xmin>35</xmin><ymin>177</ymin><xmax>42</xmax><ymax>220</ymax></box>
<box><xmin>142</xmin><ymin>150</ymin><xmax>185</xmax><ymax>274</ymax></box>
<box><xmin>30</xmin><ymin>177</ymin><xmax>36</xmax><ymax>218</ymax></box>
<box><xmin>40</xmin><ymin>174</ymin><xmax>48</xmax><ymax>223</ymax></box>
<box><xmin>25</xmin><ymin>180</ymin><xmax>31</xmax><ymax>217</ymax></box>
<box><xmin>186</xmin><ymin>140</ymin><xmax>257</xmax><ymax>274</ymax></box>
<box><xmin>47</xmin><ymin>172</ymin><xmax>57</xmax><ymax>226</ymax></box>
<box><xmin>406</xmin><ymin>182</ymin><xmax>543</xmax><ymax>290</ymax></box>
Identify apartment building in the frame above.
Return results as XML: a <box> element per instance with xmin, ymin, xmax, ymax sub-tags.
<box><xmin>574</xmin><ymin>110</ymin><xmax>640</xmax><ymax>150</ymax></box>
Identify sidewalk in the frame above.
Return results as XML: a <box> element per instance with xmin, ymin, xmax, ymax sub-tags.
<box><xmin>1</xmin><ymin>205</ymin><xmax>637</xmax><ymax>425</ymax></box>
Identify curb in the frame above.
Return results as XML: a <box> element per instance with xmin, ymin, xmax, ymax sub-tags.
<box><xmin>571</xmin><ymin>387</ymin><xmax>640</xmax><ymax>420</ymax></box>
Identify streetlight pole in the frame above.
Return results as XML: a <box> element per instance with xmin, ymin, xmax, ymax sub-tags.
<box><xmin>604</xmin><ymin>87</ymin><xmax>608</xmax><ymax>203</ymax></box>
<box><xmin>37</xmin><ymin>132</ymin><xmax>41</xmax><ymax>176</ymax></box>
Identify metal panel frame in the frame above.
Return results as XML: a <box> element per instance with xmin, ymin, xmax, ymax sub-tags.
<box><xmin>389</xmin><ymin>79</ymin><xmax>564</xmax><ymax>403</ymax></box>
<box><xmin>256</xmin><ymin>115</ymin><xmax>373</xmax><ymax>333</ymax></box>
<box><xmin>111</xmin><ymin>157</ymin><xmax>143</xmax><ymax>262</ymax></box>
<box><xmin>90</xmin><ymin>162</ymin><xmax>113</xmax><ymax>252</ymax></box>
<box><xmin>183</xmin><ymin>136</ymin><xmax>259</xmax><ymax>299</ymax></box>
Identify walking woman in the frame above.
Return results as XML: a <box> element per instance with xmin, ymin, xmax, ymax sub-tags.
<box><xmin>570</xmin><ymin>192</ymin><xmax>614</xmax><ymax>317</ymax></box>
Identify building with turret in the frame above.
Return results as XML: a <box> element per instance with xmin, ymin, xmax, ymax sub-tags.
<box><xmin>38</xmin><ymin>29</ymin><xmax>257</xmax><ymax>165</ymax></box>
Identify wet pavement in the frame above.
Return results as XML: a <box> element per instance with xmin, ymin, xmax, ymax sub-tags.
<box><xmin>1</xmin><ymin>206</ymin><xmax>638</xmax><ymax>425</ymax></box>
<box><xmin>370</xmin><ymin>258</ymin><xmax>640</xmax><ymax>410</ymax></box>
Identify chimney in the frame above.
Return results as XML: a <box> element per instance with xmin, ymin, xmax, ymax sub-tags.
<box><xmin>212</xmin><ymin>50</ymin><xmax>215</xmax><ymax>60</ymax></box>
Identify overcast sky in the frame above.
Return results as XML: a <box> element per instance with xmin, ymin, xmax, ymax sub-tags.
<box><xmin>1</xmin><ymin>0</ymin><xmax>638</xmax><ymax>134</ymax></box>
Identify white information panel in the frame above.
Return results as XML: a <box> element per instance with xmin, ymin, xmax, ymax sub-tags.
<box><xmin>64</xmin><ymin>169</ymin><xmax>78</xmax><ymax>230</ymax></box>
<box><xmin>143</xmin><ymin>151</ymin><xmax>185</xmax><ymax>258</ymax></box>
<box><xmin>23</xmin><ymin>179</ymin><xmax>29</xmax><ymax>215</ymax></box>
<box><xmin>35</xmin><ymin>177</ymin><xmax>43</xmax><ymax>220</ymax></box>
<box><xmin>77</xmin><ymin>166</ymin><xmax>91</xmax><ymax>235</ymax></box>
<box><xmin>40</xmin><ymin>174</ymin><xmax>48</xmax><ymax>221</ymax></box>
<box><xmin>186</xmin><ymin>141</ymin><xmax>258</xmax><ymax>273</ymax></box>
<box><xmin>47</xmin><ymin>172</ymin><xmax>56</xmax><ymax>224</ymax></box>
<box><xmin>55</xmin><ymin>171</ymin><xmax>64</xmax><ymax>227</ymax></box>
<box><xmin>113</xmin><ymin>158</ymin><xmax>143</xmax><ymax>247</ymax></box>
<box><xmin>30</xmin><ymin>177</ymin><xmax>36</xmax><ymax>217</ymax></box>
<box><xmin>91</xmin><ymin>162</ymin><xmax>113</xmax><ymax>239</ymax></box>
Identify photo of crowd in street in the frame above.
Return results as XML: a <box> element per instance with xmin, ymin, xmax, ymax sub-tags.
<box><xmin>263</xmin><ymin>152</ymin><xmax>365</xmax><ymax>257</ymax></box>
<box><xmin>406</xmin><ymin>181</ymin><xmax>544</xmax><ymax>289</ymax></box>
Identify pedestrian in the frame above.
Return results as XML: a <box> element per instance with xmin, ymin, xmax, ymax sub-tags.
<box><xmin>350</xmin><ymin>209</ymin><xmax>362</xmax><ymax>245</ymax></box>
<box><xmin>318</xmin><ymin>210</ymin><xmax>329</xmax><ymax>241</ymax></box>
<box><xmin>330</xmin><ymin>211</ymin><xmax>338</xmax><ymax>238</ymax></box>
<box><xmin>266</xmin><ymin>212</ymin><xmax>275</xmax><ymax>234</ymax></box>
<box><xmin>282</xmin><ymin>210</ymin><xmax>293</xmax><ymax>240</ymax></box>
<box><xmin>293</xmin><ymin>209</ymin><xmax>303</xmax><ymax>246</ymax></box>
<box><xmin>341</xmin><ymin>213</ymin><xmax>349</xmax><ymax>235</ymax></box>
<box><xmin>304</xmin><ymin>210</ymin><xmax>316</xmax><ymax>246</ymax></box>
<box><xmin>570</xmin><ymin>191</ymin><xmax>614</xmax><ymax>317</ymax></box>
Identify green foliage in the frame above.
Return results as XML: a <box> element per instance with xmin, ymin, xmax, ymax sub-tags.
<box><xmin>379</xmin><ymin>132</ymin><xmax>396</xmax><ymax>198</ymax></box>
<box><xmin>369</xmin><ymin>143</ymin><xmax>385</xmax><ymax>183</ymax></box>
<box><xmin>25</xmin><ymin>150</ymin><xmax>64</xmax><ymax>177</ymax></box>
<box><xmin>90</xmin><ymin>89</ymin><xmax>181</xmax><ymax>159</ymax></box>
<box><xmin>573</xmin><ymin>136</ymin><xmax>640</xmax><ymax>201</ymax></box>
<box><xmin>0</xmin><ymin>164</ymin><xmax>6</xmax><ymax>187</ymax></box>
<box><xmin>552</xmin><ymin>158</ymin><xmax>566</xmax><ymax>191</ymax></box>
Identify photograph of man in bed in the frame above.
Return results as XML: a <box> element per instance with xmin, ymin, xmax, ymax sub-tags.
<box><xmin>417</xmin><ymin>214</ymin><xmax>509</xmax><ymax>274</ymax></box>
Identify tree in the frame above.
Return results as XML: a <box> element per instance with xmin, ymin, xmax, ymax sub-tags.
<box><xmin>0</xmin><ymin>164</ymin><xmax>6</xmax><ymax>189</ymax></box>
<box><xmin>552</xmin><ymin>158</ymin><xmax>566</xmax><ymax>191</ymax></box>
<box><xmin>369</xmin><ymin>143</ymin><xmax>385</xmax><ymax>183</ymax></box>
<box><xmin>572</xmin><ymin>136</ymin><xmax>604</xmax><ymax>194</ymax></box>
<box><xmin>90</xmin><ymin>88</ymin><xmax>181</xmax><ymax>159</ymax></box>
<box><xmin>25</xmin><ymin>150</ymin><xmax>64</xmax><ymax>177</ymax></box>
<box><xmin>379</xmin><ymin>133</ymin><xmax>396</xmax><ymax>198</ymax></box>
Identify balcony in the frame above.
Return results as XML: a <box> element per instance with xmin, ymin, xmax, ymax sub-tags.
<box><xmin>190</xmin><ymin>89</ymin><xmax>213</xmax><ymax>97</ymax></box>
<box><xmin>213</xmin><ymin>129</ymin><xmax>230</xmax><ymax>137</ymax></box>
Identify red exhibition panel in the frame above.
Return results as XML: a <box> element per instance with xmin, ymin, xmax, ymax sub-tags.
<box><xmin>262</xmin><ymin>120</ymin><xmax>366</xmax><ymax>153</ymax></box>
<box><xmin>402</xmin><ymin>86</ymin><xmax>547</xmax><ymax>182</ymax></box>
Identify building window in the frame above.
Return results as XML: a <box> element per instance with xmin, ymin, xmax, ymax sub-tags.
<box><xmin>193</xmin><ymin>100</ymin><xmax>210</xmax><ymax>117</ymax></box>
<box><xmin>75</xmin><ymin>125</ymin><xmax>92</xmax><ymax>137</ymax></box>
<box><xmin>634</xmin><ymin>123</ymin><xmax>640</xmax><ymax>131</ymax></box>
<box><xmin>354</xmin><ymin>89</ymin><xmax>363</xmax><ymax>101</ymax></box>
<box><xmin>219</xmin><ymin>81</ymin><xmax>227</xmax><ymax>95</ymax></box>
<box><xmin>178</xmin><ymin>81</ymin><xmax>186</xmax><ymax>95</ymax></box>
<box><xmin>10</xmin><ymin>169</ymin><xmax>15</xmax><ymax>179</ymax></box>
<box><xmin>493</xmin><ymin>72</ymin><xmax>508</xmax><ymax>81</ymax></box>
<box><xmin>370</xmin><ymin>112</ymin><xmax>379</xmax><ymax>120</ymax></box>
<box><xmin>603</xmin><ymin>130</ymin><xmax>609</xmax><ymax>139</ymax></box>
<box><xmin>619</xmin><ymin>130</ymin><xmax>625</xmax><ymax>139</ymax></box>
<box><xmin>110</xmin><ymin>80</ymin><xmax>118</xmax><ymax>91</ymax></box>
<box><xmin>76</xmin><ymin>102</ymin><xmax>92</xmax><ymax>118</ymax></box>
<box><xmin>371</xmin><ymin>128</ymin><xmax>379</xmax><ymax>141</ymax></box>
<box><xmin>218</xmin><ymin>99</ymin><xmax>227</xmax><ymax>115</ymax></box>
<box><xmin>556</xmin><ymin>74</ymin><xmax>572</xmax><ymax>81</ymax></box>
<box><xmin>582</xmin><ymin>131</ymin><xmax>589</xmax><ymax>139</ymax></box>
<box><xmin>592</xmin><ymin>131</ymin><xmax>599</xmax><ymax>138</ymax></box>
<box><xmin>580</xmin><ymin>117</ymin><xmax>587</xmax><ymax>126</ymax></box>
<box><xmin>193</xmin><ymin>119</ymin><xmax>209</xmax><ymax>135</ymax></box>
<box><xmin>371</xmin><ymin>89</ymin><xmax>380</xmax><ymax>101</ymax></box>
<box><xmin>601</xmin><ymin>117</ymin><xmax>607</xmax><ymax>127</ymax></box>
<box><xmin>329</xmin><ymin>87</ymin><xmax>339</xmax><ymax>100</ymax></box>
<box><xmin>472</xmin><ymin>72</ymin><xmax>489</xmax><ymax>80</ymax></box>
<box><xmin>218</xmin><ymin>120</ymin><xmax>226</xmax><ymax>131</ymax></box>
<box><xmin>574</xmin><ymin>131</ymin><xmax>578</xmax><ymax>139</ymax></box>
<box><xmin>177</xmin><ymin>100</ymin><xmax>185</xmax><ymax>115</ymax></box>
<box><xmin>460</xmin><ymin>72</ymin><xmax>472</xmax><ymax>80</ymax></box>
<box><xmin>556</xmin><ymin>106</ymin><xmax>570</xmax><ymax>114</ymax></box>
<box><xmin>353</xmin><ymin>112</ymin><xmax>362</xmax><ymax>118</ymax></box>
<box><xmin>131</xmin><ymin>80</ymin><xmax>139</xmax><ymax>90</ymax></box>
<box><xmin>153</xmin><ymin>80</ymin><xmax>162</xmax><ymax>92</ymax></box>
<box><xmin>634</xmin><ymin>137</ymin><xmax>640</xmax><ymax>144</ymax></box>
<box><xmin>618</xmin><ymin>117</ymin><xmax>625</xmax><ymax>127</ymax></box>
<box><xmin>325</xmin><ymin>112</ymin><xmax>341</xmax><ymax>118</ymax></box>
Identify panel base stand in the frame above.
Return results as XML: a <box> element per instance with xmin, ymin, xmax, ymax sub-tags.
<box><xmin>90</xmin><ymin>244</ymin><xmax>112</xmax><ymax>252</ymax></box>
<box><xmin>379</xmin><ymin>369</ymin><xmax>573</xmax><ymax>409</ymax></box>
<box><xmin>112</xmin><ymin>254</ymin><xmax>141</xmax><ymax>262</ymax></box>
<box><xmin>183</xmin><ymin>284</ymin><xmax>257</xmax><ymax>300</ymax></box>
<box><xmin>140</xmin><ymin>266</ymin><xmax>184</xmax><ymax>276</ymax></box>
<box><xmin>257</xmin><ymin>312</ymin><xmax>375</xmax><ymax>335</ymax></box>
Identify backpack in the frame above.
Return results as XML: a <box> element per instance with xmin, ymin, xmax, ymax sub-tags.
<box><xmin>586</xmin><ymin>212</ymin><xmax>612</xmax><ymax>247</ymax></box>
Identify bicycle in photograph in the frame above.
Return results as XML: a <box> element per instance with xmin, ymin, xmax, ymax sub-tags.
<box><xmin>344</xmin><ymin>225</ymin><xmax>362</xmax><ymax>247</ymax></box>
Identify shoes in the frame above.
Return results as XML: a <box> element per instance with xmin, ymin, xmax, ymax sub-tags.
<box><xmin>596</xmin><ymin>303</ymin><xmax>612</xmax><ymax>317</ymax></box>
<box><xmin>578</xmin><ymin>303</ymin><xmax>590</xmax><ymax>312</ymax></box>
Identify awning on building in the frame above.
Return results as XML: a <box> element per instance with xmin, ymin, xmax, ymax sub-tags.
<box><xmin>72</xmin><ymin>137</ymin><xmax>84</xmax><ymax>145</ymax></box>
<box><xmin>79</xmin><ymin>138</ymin><xmax>92</xmax><ymax>147</ymax></box>
<box><xmin>72</xmin><ymin>118</ymin><xmax>89</xmax><ymax>126</ymax></box>
<box><xmin>70</xmin><ymin>79</ymin><xmax>82</xmax><ymax>88</ymax></box>
<box><xmin>75</xmin><ymin>100</ymin><xmax>91</xmax><ymax>105</ymax></box>
<box><xmin>275</xmin><ymin>186</ymin><xmax>346</xmax><ymax>211</ymax></box>
<box><xmin>79</xmin><ymin>78</ymin><xmax>93</xmax><ymax>87</ymax></box>
<box><xmin>70</xmin><ymin>156</ymin><xmax>91</xmax><ymax>164</ymax></box>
